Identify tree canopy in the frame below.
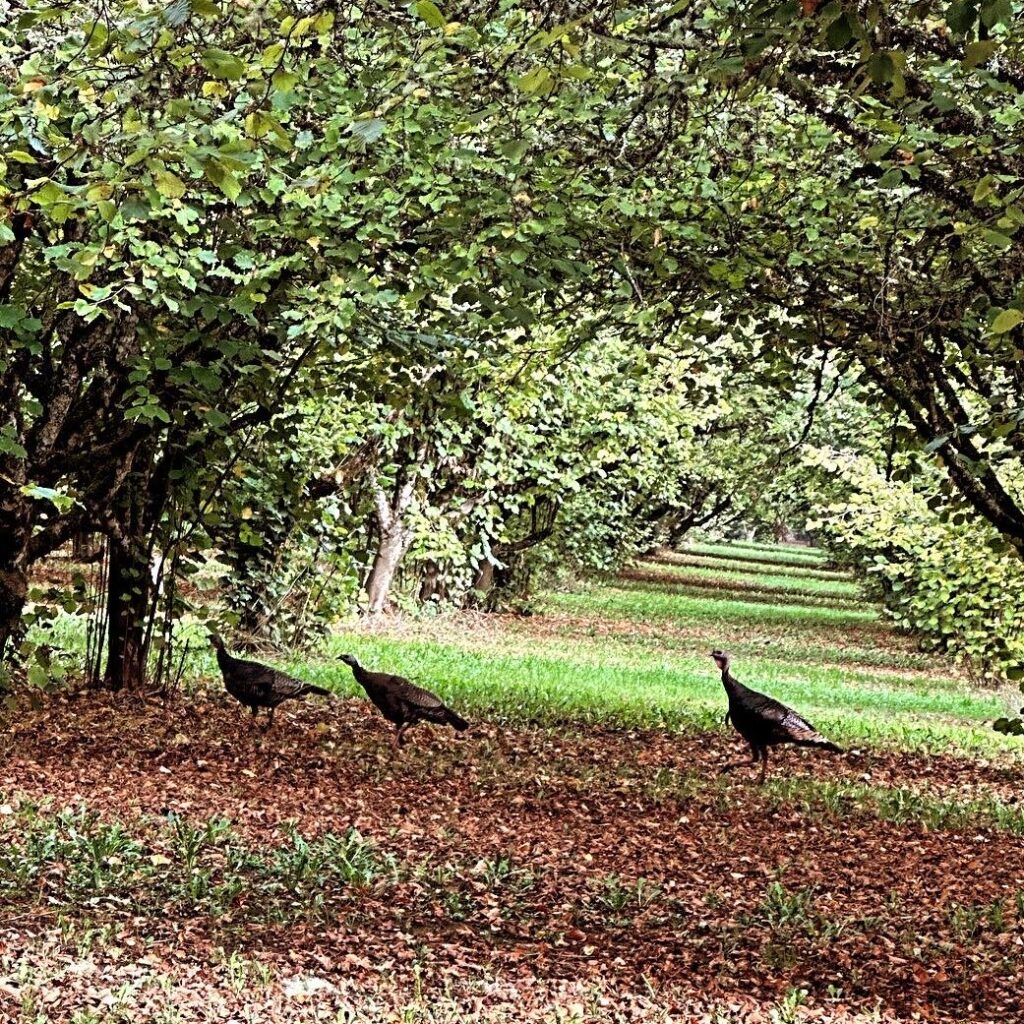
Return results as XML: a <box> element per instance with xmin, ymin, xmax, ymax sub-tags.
<box><xmin>2</xmin><ymin>0</ymin><xmax>1023</xmax><ymax>722</ymax></box>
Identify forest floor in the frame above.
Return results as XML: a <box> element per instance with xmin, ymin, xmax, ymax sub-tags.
<box><xmin>2</xmin><ymin>543</ymin><xmax>1023</xmax><ymax>1023</ymax></box>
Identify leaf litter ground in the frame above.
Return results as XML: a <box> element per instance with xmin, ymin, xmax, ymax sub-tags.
<box><xmin>1</xmin><ymin>689</ymin><xmax>1022</xmax><ymax>1024</ymax></box>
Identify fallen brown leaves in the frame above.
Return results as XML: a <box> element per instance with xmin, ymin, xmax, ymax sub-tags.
<box><xmin>1</xmin><ymin>690</ymin><xmax>1022</xmax><ymax>1023</ymax></box>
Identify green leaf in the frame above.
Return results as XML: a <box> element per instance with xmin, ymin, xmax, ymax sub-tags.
<box><xmin>867</xmin><ymin>51</ymin><xmax>895</xmax><ymax>85</ymax></box>
<box><xmin>517</xmin><ymin>67</ymin><xmax>554</xmax><ymax>95</ymax></box>
<box><xmin>415</xmin><ymin>0</ymin><xmax>447</xmax><ymax>29</ymax></box>
<box><xmin>0</xmin><ymin>304</ymin><xmax>24</xmax><ymax>329</ymax></box>
<box><xmin>501</xmin><ymin>139</ymin><xmax>530</xmax><ymax>162</ymax></box>
<box><xmin>200</xmin><ymin>48</ymin><xmax>247</xmax><ymax>81</ymax></box>
<box><xmin>981</xmin><ymin>229</ymin><xmax>1013</xmax><ymax>249</ymax></box>
<box><xmin>963</xmin><ymin>39</ymin><xmax>997</xmax><ymax>68</ymax></box>
<box><xmin>154</xmin><ymin>169</ymin><xmax>187</xmax><ymax>199</ymax></box>
<box><xmin>203</xmin><ymin>160</ymin><xmax>242</xmax><ymax>200</ymax></box>
<box><xmin>826</xmin><ymin>13</ymin><xmax>854</xmax><ymax>50</ymax></box>
<box><xmin>0</xmin><ymin>428</ymin><xmax>27</xmax><ymax>459</ymax></box>
<box><xmin>946</xmin><ymin>0</ymin><xmax>978</xmax><ymax>33</ymax></box>
<box><xmin>973</xmin><ymin>175</ymin><xmax>995</xmax><ymax>203</ymax></box>
<box><xmin>348</xmin><ymin>118</ymin><xmax>386</xmax><ymax>145</ymax></box>
<box><xmin>990</xmin><ymin>308</ymin><xmax>1024</xmax><ymax>334</ymax></box>
<box><xmin>980</xmin><ymin>0</ymin><xmax>1012</xmax><ymax>28</ymax></box>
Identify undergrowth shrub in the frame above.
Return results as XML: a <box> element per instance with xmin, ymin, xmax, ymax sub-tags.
<box><xmin>806</xmin><ymin>451</ymin><xmax>1024</xmax><ymax>716</ymax></box>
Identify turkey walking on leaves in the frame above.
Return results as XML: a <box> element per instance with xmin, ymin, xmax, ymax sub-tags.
<box><xmin>209</xmin><ymin>634</ymin><xmax>330</xmax><ymax>730</ymax></box>
<box><xmin>711</xmin><ymin>649</ymin><xmax>843</xmax><ymax>782</ymax></box>
<box><xmin>340</xmin><ymin>654</ymin><xmax>469</xmax><ymax>751</ymax></box>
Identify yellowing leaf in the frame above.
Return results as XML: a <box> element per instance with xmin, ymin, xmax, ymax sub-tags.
<box><xmin>964</xmin><ymin>39</ymin><xmax>998</xmax><ymax>68</ymax></box>
<box><xmin>991</xmin><ymin>308</ymin><xmax>1024</xmax><ymax>334</ymax></box>
<box><xmin>415</xmin><ymin>0</ymin><xmax>446</xmax><ymax>29</ymax></box>
<box><xmin>154</xmin><ymin>169</ymin><xmax>187</xmax><ymax>199</ymax></box>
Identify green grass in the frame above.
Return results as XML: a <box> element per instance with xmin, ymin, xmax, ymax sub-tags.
<box><xmin>294</xmin><ymin>631</ymin><xmax>1015</xmax><ymax>755</ymax></box>
<box><xmin>654</xmin><ymin>551</ymin><xmax>852</xmax><ymax>582</ymax></box>
<box><xmin>682</xmin><ymin>541</ymin><xmax>830</xmax><ymax>568</ymax></box>
<box><xmin>545</xmin><ymin>583</ymin><xmax>880</xmax><ymax>629</ymax></box>
<box><xmin>636</xmin><ymin>560</ymin><xmax>864</xmax><ymax>600</ymax></box>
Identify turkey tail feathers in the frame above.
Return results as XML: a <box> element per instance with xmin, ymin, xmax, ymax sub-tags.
<box><xmin>794</xmin><ymin>735</ymin><xmax>843</xmax><ymax>753</ymax></box>
<box><xmin>446</xmin><ymin>708</ymin><xmax>470</xmax><ymax>732</ymax></box>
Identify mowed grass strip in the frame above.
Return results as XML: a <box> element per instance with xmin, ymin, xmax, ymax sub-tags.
<box><xmin>544</xmin><ymin>583</ymin><xmax>879</xmax><ymax>630</ymax></box>
<box><xmin>655</xmin><ymin>551</ymin><xmax>853</xmax><ymax>582</ymax></box>
<box><xmin>684</xmin><ymin>540</ymin><xmax>829</xmax><ymax>568</ymax></box>
<box><xmin>287</xmin><ymin>632</ymin><xmax>1014</xmax><ymax>754</ymax></box>
<box><xmin>624</xmin><ymin>579</ymin><xmax>871</xmax><ymax>613</ymax></box>
<box><xmin>633</xmin><ymin>560</ymin><xmax>864</xmax><ymax>600</ymax></box>
<box><xmin>562</xmin><ymin>622</ymin><xmax>949</xmax><ymax>676</ymax></box>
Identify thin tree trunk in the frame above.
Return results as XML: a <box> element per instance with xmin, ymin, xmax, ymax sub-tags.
<box><xmin>0</xmin><ymin>565</ymin><xmax>28</xmax><ymax>666</ymax></box>
<box><xmin>100</xmin><ymin>442</ymin><xmax>168</xmax><ymax>690</ymax></box>
<box><xmin>0</xmin><ymin>493</ymin><xmax>32</xmax><ymax>667</ymax></box>
<box><xmin>419</xmin><ymin>559</ymin><xmax>442</xmax><ymax>603</ymax></box>
<box><xmin>363</xmin><ymin>444</ymin><xmax>425</xmax><ymax>615</ymax></box>
<box><xmin>103</xmin><ymin>540</ymin><xmax>152</xmax><ymax>691</ymax></box>
<box><xmin>471</xmin><ymin>561</ymin><xmax>495</xmax><ymax>600</ymax></box>
<box><xmin>366</xmin><ymin>524</ymin><xmax>409</xmax><ymax>614</ymax></box>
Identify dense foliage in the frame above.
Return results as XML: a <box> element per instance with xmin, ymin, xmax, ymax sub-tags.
<box><xmin>2</xmin><ymin>0</ymin><xmax>1023</xmax><ymax>729</ymax></box>
<box><xmin>808</xmin><ymin>450</ymin><xmax>1024</xmax><ymax>700</ymax></box>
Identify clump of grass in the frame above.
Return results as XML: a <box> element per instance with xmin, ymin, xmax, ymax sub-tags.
<box><xmin>749</xmin><ymin>882</ymin><xmax>820</xmax><ymax>935</ymax></box>
<box><xmin>0</xmin><ymin>806</ymin><xmax>396</xmax><ymax>925</ymax></box>
<box><xmin>474</xmin><ymin>855</ymin><xmax>535</xmax><ymax>894</ymax></box>
<box><xmin>586</xmin><ymin>874</ymin><xmax>663</xmax><ymax>926</ymax></box>
<box><xmin>758</xmin><ymin>778</ymin><xmax>1024</xmax><ymax>835</ymax></box>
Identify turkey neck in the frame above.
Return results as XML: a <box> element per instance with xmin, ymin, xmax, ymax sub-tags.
<box><xmin>720</xmin><ymin>665</ymin><xmax>745</xmax><ymax>698</ymax></box>
<box><xmin>214</xmin><ymin>646</ymin><xmax>237</xmax><ymax>673</ymax></box>
<box><xmin>350</xmin><ymin>663</ymin><xmax>380</xmax><ymax>692</ymax></box>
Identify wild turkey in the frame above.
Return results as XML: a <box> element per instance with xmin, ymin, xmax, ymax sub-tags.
<box><xmin>339</xmin><ymin>654</ymin><xmax>468</xmax><ymax>750</ymax></box>
<box><xmin>711</xmin><ymin>649</ymin><xmax>842</xmax><ymax>781</ymax></box>
<box><xmin>209</xmin><ymin>634</ymin><xmax>330</xmax><ymax>730</ymax></box>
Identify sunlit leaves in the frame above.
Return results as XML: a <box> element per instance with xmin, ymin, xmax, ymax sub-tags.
<box><xmin>200</xmin><ymin>47</ymin><xmax>246</xmax><ymax>81</ymax></box>
<box><xmin>990</xmin><ymin>309</ymin><xmax>1024</xmax><ymax>334</ymax></box>
<box><xmin>415</xmin><ymin>1</ymin><xmax>447</xmax><ymax>30</ymax></box>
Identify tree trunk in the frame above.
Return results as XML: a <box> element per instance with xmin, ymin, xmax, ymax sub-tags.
<box><xmin>419</xmin><ymin>559</ymin><xmax>443</xmax><ymax>603</ymax></box>
<box><xmin>773</xmin><ymin>519</ymin><xmax>795</xmax><ymax>544</ymax></box>
<box><xmin>100</xmin><ymin>444</ymin><xmax>167</xmax><ymax>691</ymax></box>
<box><xmin>0</xmin><ymin>487</ymin><xmax>32</xmax><ymax>667</ymax></box>
<box><xmin>472</xmin><ymin>561</ymin><xmax>495</xmax><ymax>599</ymax></box>
<box><xmin>363</xmin><ymin>446</ymin><xmax>424</xmax><ymax>615</ymax></box>
<box><xmin>0</xmin><ymin>565</ymin><xmax>28</xmax><ymax>666</ymax></box>
<box><xmin>366</xmin><ymin>523</ymin><xmax>408</xmax><ymax>614</ymax></box>
<box><xmin>102</xmin><ymin>540</ymin><xmax>152</xmax><ymax>691</ymax></box>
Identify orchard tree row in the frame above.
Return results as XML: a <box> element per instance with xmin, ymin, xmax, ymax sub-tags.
<box><xmin>2</xmin><ymin>2</ymin><xmax>1022</xmax><ymax>720</ymax></box>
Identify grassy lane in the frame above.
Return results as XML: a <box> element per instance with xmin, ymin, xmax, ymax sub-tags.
<box><xmin>268</xmin><ymin>541</ymin><xmax>1017</xmax><ymax>756</ymax></box>
<box><xmin>636</xmin><ymin>560</ymin><xmax>865</xmax><ymax>599</ymax></box>
<box><xmin>682</xmin><ymin>540</ymin><xmax>830</xmax><ymax>567</ymax></box>
<box><xmin>653</xmin><ymin>550</ymin><xmax>853</xmax><ymax>581</ymax></box>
